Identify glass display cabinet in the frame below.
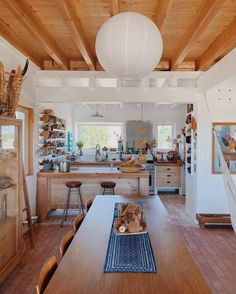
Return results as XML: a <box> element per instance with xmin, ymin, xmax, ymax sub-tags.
<box><xmin>0</xmin><ymin>117</ymin><xmax>23</xmax><ymax>284</ymax></box>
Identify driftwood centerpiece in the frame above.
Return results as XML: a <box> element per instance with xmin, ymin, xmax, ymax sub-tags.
<box><xmin>113</xmin><ymin>203</ymin><xmax>146</xmax><ymax>234</ymax></box>
<box><xmin>0</xmin><ymin>59</ymin><xmax>28</xmax><ymax>117</ymax></box>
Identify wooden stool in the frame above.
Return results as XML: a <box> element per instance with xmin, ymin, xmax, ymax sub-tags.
<box><xmin>61</xmin><ymin>181</ymin><xmax>84</xmax><ymax>227</ymax></box>
<box><xmin>101</xmin><ymin>181</ymin><xmax>116</xmax><ymax>195</ymax></box>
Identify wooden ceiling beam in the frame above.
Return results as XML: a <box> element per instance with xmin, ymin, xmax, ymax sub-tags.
<box><xmin>0</xmin><ymin>18</ymin><xmax>42</xmax><ymax>68</ymax></box>
<box><xmin>196</xmin><ymin>18</ymin><xmax>236</xmax><ymax>71</ymax></box>
<box><xmin>109</xmin><ymin>0</ymin><xmax>119</xmax><ymax>16</ymax></box>
<box><xmin>171</xmin><ymin>0</ymin><xmax>226</xmax><ymax>70</ymax></box>
<box><xmin>56</xmin><ymin>0</ymin><xmax>96</xmax><ymax>71</ymax></box>
<box><xmin>3</xmin><ymin>0</ymin><xmax>69</xmax><ymax>70</ymax></box>
<box><xmin>43</xmin><ymin>59</ymin><xmax>196</xmax><ymax>71</ymax></box>
<box><xmin>155</xmin><ymin>0</ymin><xmax>173</xmax><ymax>30</ymax></box>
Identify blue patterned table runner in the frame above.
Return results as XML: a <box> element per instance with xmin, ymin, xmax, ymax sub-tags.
<box><xmin>104</xmin><ymin>203</ymin><xmax>157</xmax><ymax>273</ymax></box>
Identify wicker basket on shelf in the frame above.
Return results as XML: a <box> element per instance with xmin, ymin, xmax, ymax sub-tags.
<box><xmin>0</xmin><ymin>60</ymin><xmax>27</xmax><ymax>118</ymax></box>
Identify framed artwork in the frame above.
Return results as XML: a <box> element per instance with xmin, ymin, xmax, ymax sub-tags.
<box><xmin>212</xmin><ymin>122</ymin><xmax>236</xmax><ymax>174</ymax></box>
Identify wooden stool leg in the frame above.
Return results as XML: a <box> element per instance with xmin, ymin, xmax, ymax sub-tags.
<box><xmin>103</xmin><ymin>188</ymin><xmax>105</xmax><ymax>195</ymax></box>
<box><xmin>77</xmin><ymin>187</ymin><xmax>85</xmax><ymax>217</ymax></box>
<box><xmin>61</xmin><ymin>188</ymin><xmax>71</xmax><ymax>227</ymax></box>
<box><xmin>112</xmin><ymin>188</ymin><xmax>115</xmax><ymax>195</ymax></box>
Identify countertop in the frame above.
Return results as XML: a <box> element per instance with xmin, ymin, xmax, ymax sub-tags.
<box><xmin>70</xmin><ymin>160</ymin><xmax>121</xmax><ymax>166</ymax></box>
<box><xmin>155</xmin><ymin>160</ymin><xmax>182</xmax><ymax>166</ymax></box>
<box><xmin>38</xmin><ymin>166</ymin><xmax>149</xmax><ymax>178</ymax></box>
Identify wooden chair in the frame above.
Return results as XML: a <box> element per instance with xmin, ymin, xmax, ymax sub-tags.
<box><xmin>59</xmin><ymin>230</ymin><xmax>74</xmax><ymax>257</ymax></box>
<box><xmin>36</xmin><ymin>255</ymin><xmax>58</xmax><ymax>294</ymax></box>
<box><xmin>73</xmin><ymin>214</ymin><xmax>84</xmax><ymax>233</ymax></box>
<box><xmin>86</xmin><ymin>197</ymin><xmax>93</xmax><ymax>212</ymax></box>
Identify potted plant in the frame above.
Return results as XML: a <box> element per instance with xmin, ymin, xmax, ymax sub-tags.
<box><xmin>76</xmin><ymin>140</ymin><xmax>84</xmax><ymax>156</ymax></box>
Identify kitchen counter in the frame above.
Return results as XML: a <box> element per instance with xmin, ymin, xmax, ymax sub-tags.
<box><xmin>70</xmin><ymin>161</ymin><xmax>121</xmax><ymax>166</ymax></box>
<box><xmin>38</xmin><ymin>167</ymin><xmax>149</xmax><ymax>178</ymax></box>
<box><xmin>37</xmin><ymin>167</ymin><xmax>149</xmax><ymax>222</ymax></box>
<box><xmin>154</xmin><ymin>160</ymin><xmax>182</xmax><ymax>166</ymax></box>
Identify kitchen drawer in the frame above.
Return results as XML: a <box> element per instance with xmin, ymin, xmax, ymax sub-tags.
<box><xmin>156</xmin><ymin>165</ymin><xmax>181</xmax><ymax>175</ymax></box>
<box><xmin>157</xmin><ymin>174</ymin><xmax>181</xmax><ymax>187</ymax></box>
<box><xmin>0</xmin><ymin>219</ymin><xmax>16</xmax><ymax>269</ymax></box>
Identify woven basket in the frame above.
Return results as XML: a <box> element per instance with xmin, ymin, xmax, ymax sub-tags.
<box><xmin>120</xmin><ymin>166</ymin><xmax>141</xmax><ymax>173</ymax></box>
<box><xmin>0</xmin><ymin>62</ymin><xmax>24</xmax><ymax>118</ymax></box>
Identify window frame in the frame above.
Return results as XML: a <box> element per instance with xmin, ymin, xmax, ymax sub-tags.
<box><xmin>156</xmin><ymin>122</ymin><xmax>176</xmax><ymax>151</ymax></box>
<box><xmin>16</xmin><ymin>105</ymin><xmax>34</xmax><ymax>176</ymax></box>
<box><xmin>75</xmin><ymin>122</ymin><xmax>124</xmax><ymax>152</ymax></box>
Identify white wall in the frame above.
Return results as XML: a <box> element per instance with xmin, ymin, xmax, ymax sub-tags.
<box><xmin>72</xmin><ymin>103</ymin><xmax>185</xmax><ymax>143</ymax></box>
<box><xmin>196</xmin><ymin>76</ymin><xmax>236</xmax><ymax>214</ymax></box>
<box><xmin>0</xmin><ymin>37</ymin><xmax>38</xmax><ymax>214</ymax></box>
<box><xmin>71</xmin><ymin>103</ymin><xmax>186</xmax><ymax>161</ymax></box>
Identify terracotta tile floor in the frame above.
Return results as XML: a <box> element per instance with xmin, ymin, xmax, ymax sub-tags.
<box><xmin>1</xmin><ymin>199</ymin><xmax>236</xmax><ymax>294</ymax></box>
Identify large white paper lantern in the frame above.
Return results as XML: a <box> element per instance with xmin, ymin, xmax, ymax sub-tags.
<box><xmin>95</xmin><ymin>12</ymin><xmax>163</xmax><ymax>79</ymax></box>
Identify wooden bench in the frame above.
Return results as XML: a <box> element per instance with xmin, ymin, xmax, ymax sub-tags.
<box><xmin>196</xmin><ymin>214</ymin><xmax>231</xmax><ymax>228</ymax></box>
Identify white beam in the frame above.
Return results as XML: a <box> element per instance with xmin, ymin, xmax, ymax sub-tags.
<box><xmin>82</xmin><ymin>102</ymin><xmax>90</xmax><ymax>108</ymax></box>
<box><xmin>154</xmin><ymin>103</ymin><xmax>161</xmax><ymax>109</ymax></box>
<box><xmin>169</xmin><ymin>76</ymin><xmax>178</xmax><ymax>87</ymax></box>
<box><xmin>36</xmin><ymin>87</ymin><xmax>197</xmax><ymax>104</ymax></box>
<box><xmin>197</xmin><ymin>48</ymin><xmax>236</xmax><ymax>91</ymax></box>
<box><xmin>36</xmin><ymin>70</ymin><xmax>202</xmax><ymax>80</ymax></box>
<box><xmin>170</xmin><ymin>103</ymin><xmax>178</xmax><ymax>109</ymax></box>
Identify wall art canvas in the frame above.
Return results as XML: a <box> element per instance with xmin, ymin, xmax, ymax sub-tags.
<box><xmin>212</xmin><ymin>122</ymin><xmax>236</xmax><ymax>174</ymax></box>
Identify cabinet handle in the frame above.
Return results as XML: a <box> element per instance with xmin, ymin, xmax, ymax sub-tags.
<box><xmin>166</xmin><ymin>175</ymin><xmax>171</xmax><ymax>177</ymax></box>
<box><xmin>166</xmin><ymin>168</ymin><xmax>171</xmax><ymax>170</ymax></box>
<box><xmin>167</xmin><ymin>181</ymin><xmax>170</xmax><ymax>183</ymax></box>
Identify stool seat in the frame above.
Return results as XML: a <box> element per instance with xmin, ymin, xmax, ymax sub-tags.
<box><xmin>101</xmin><ymin>182</ymin><xmax>116</xmax><ymax>189</ymax></box>
<box><xmin>66</xmin><ymin>181</ymin><xmax>82</xmax><ymax>188</ymax></box>
<box><xmin>61</xmin><ymin>181</ymin><xmax>84</xmax><ymax>227</ymax></box>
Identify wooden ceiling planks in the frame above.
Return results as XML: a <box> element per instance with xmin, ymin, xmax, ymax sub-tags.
<box><xmin>160</xmin><ymin>0</ymin><xmax>200</xmax><ymax>59</ymax></box>
<box><xmin>188</xmin><ymin>0</ymin><xmax>236</xmax><ymax>60</ymax></box>
<box><xmin>0</xmin><ymin>0</ymin><xmax>236</xmax><ymax>71</ymax></box>
<box><xmin>196</xmin><ymin>18</ymin><xmax>236</xmax><ymax>70</ymax></box>
<box><xmin>155</xmin><ymin>0</ymin><xmax>174</xmax><ymax>30</ymax></box>
<box><xmin>28</xmin><ymin>0</ymin><xmax>83</xmax><ymax>60</ymax></box>
<box><xmin>3</xmin><ymin>0</ymin><xmax>69</xmax><ymax>69</ymax></box>
<box><xmin>109</xmin><ymin>0</ymin><xmax>120</xmax><ymax>16</ymax></box>
<box><xmin>0</xmin><ymin>3</ymin><xmax>48</xmax><ymax>63</ymax></box>
<box><xmin>56</xmin><ymin>0</ymin><xmax>95</xmax><ymax>70</ymax></box>
<box><xmin>0</xmin><ymin>18</ymin><xmax>42</xmax><ymax>68</ymax></box>
<box><xmin>170</xmin><ymin>0</ymin><xmax>226</xmax><ymax>70</ymax></box>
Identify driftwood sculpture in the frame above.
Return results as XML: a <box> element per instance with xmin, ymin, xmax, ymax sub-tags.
<box><xmin>114</xmin><ymin>203</ymin><xmax>146</xmax><ymax>233</ymax></box>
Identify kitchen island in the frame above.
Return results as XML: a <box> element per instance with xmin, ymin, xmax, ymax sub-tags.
<box><xmin>37</xmin><ymin>167</ymin><xmax>149</xmax><ymax>222</ymax></box>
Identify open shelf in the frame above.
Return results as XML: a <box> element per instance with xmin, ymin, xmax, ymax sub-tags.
<box><xmin>185</xmin><ymin>104</ymin><xmax>196</xmax><ymax>175</ymax></box>
<box><xmin>38</xmin><ymin>110</ymin><xmax>67</xmax><ymax>171</ymax></box>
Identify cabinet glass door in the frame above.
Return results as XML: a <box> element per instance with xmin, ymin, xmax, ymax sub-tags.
<box><xmin>0</xmin><ymin>119</ymin><xmax>21</xmax><ymax>268</ymax></box>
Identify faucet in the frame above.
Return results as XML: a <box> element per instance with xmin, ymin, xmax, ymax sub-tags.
<box><xmin>95</xmin><ymin>144</ymin><xmax>100</xmax><ymax>161</ymax></box>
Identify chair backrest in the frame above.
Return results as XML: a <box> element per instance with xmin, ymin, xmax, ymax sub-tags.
<box><xmin>86</xmin><ymin>197</ymin><xmax>93</xmax><ymax>212</ymax></box>
<box><xmin>73</xmin><ymin>214</ymin><xmax>84</xmax><ymax>233</ymax></box>
<box><xmin>36</xmin><ymin>255</ymin><xmax>57</xmax><ymax>294</ymax></box>
<box><xmin>59</xmin><ymin>230</ymin><xmax>74</xmax><ymax>257</ymax></box>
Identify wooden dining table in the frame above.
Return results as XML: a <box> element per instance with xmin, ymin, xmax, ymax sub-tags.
<box><xmin>45</xmin><ymin>195</ymin><xmax>211</xmax><ymax>294</ymax></box>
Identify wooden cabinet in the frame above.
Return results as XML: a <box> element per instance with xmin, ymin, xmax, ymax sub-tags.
<box><xmin>156</xmin><ymin>164</ymin><xmax>182</xmax><ymax>194</ymax></box>
<box><xmin>0</xmin><ymin>118</ymin><xmax>23</xmax><ymax>284</ymax></box>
